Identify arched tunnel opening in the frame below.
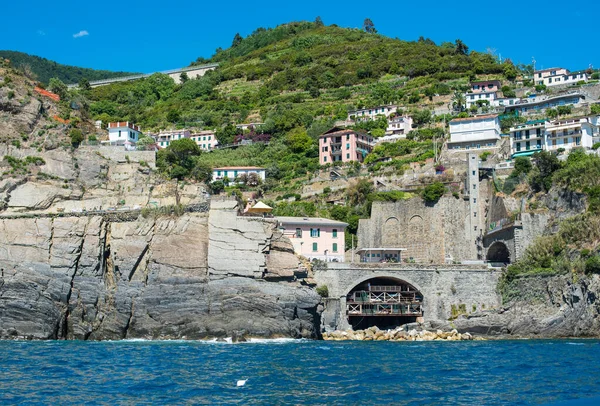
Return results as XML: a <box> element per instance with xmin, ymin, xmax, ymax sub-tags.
<box><xmin>346</xmin><ymin>277</ymin><xmax>424</xmax><ymax>330</ymax></box>
<box><xmin>486</xmin><ymin>241</ymin><xmax>511</xmax><ymax>265</ymax></box>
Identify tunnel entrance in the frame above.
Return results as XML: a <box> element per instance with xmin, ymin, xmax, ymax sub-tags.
<box><xmin>487</xmin><ymin>241</ymin><xmax>511</xmax><ymax>265</ymax></box>
<box><xmin>346</xmin><ymin>277</ymin><xmax>423</xmax><ymax>330</ymax></box>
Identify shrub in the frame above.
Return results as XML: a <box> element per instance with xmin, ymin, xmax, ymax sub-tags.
<box><xmin>480</xmin><ymin>151</ymin><xmax>491</xmax><ymax>161</ymax></box>
<box><xmin>585</xmin><ymin>255</ymin><xmax>600</xmax><ymax>274</ymax></box>
<box><xmin>69</xmin><ymin>129</ymin><xmax>84</xmax><ymax>145</ymax></box>
<box><xmin>422</xmin><ymin>182</ymin><xmax>445</xmax><ymax>203</ymax></box>
<box><xmin>316</xmin><ymin>285</ymin><xmax>329</xmax><ymax>297</ymax></box>
<box><xmin>7</xmin><ymin>90</ymin><xmax>14</xmax><ymax>99</ymax></box>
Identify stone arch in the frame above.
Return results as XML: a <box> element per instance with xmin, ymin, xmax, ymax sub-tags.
<box><xmin>409</xmin><ymin>215</ymin><xmax>424</xmax><ymax>234</ymax></box>
<box><xmin>486</xmin><ymin>241</ymin><xmax>511</xmax><ymax>264</ymax></box>
<box><xmin>383</xmin><ymin>217</ymin><xmax>400</xmax><ymax>246</ymax></box>
<box><xmin>345</xmin><ymin>275</ymin><xmax>425</xmax><ymax>330</ymax></box>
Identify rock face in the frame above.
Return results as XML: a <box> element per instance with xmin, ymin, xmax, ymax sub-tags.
<box><xmin>323</xmin><ymin>326</ymin><xmax>476</xmax><ymax>341</ymax></box>
<box><xmin>432</xmin><ymin>274</ymin><xmax>600</xmax><ymax>338</ymax></box>
<box><xmin>0</xmin><ymin>205</ymin><xmax>321</xmax><ymax>340</ymax></box>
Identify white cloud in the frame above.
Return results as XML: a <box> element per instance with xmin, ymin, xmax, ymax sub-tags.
<box><xmin>73</xmin><ymin>30</ymin><xmax>89</xmax><ymax>38</ymax></box>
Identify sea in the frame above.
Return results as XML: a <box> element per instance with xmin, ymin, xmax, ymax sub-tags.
<box><xmin>1</xmin><ymin>339</ymin><xmax>599</xmax><ymax>405</ymax></box>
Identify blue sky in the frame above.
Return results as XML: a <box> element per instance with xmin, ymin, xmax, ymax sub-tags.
<box><xmin>2</xmin><ymin>0</ymin><xmax>598</xmax><ymax>74</ymax></box>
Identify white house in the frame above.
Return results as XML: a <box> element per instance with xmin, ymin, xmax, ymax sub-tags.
<box><xmin>509</xmin><ymin>120</ymin><xmax>546</xmax><ymax>157</ymax></box>
<box><xmin>212</xmin><ymin>166</ymin><xmax>266</xmax><ymax>183</ymax></box>
<box><xmin>545</xmin><ymin>116</ymin><xmax>599</xmax><ymax>152</ymax></box>
<box><xmin>348</xmin><ymin>104</ymin><xmax>398</xmax><ymax>121</ymax></box>
<box><xmin>447</xmin><ymin>114</ymin><xmax>501</xmax><ymax>150</ymax></box>
<box><xmin>155</xmin><ymin>129</ymin><xmax>191</xmax><ymax>149</ymax></box>
<box><xmin>276</xmin><ymin>217</ymin><xmax>348</xmax><ymax>262</ymax></box>
<box><xmin>386</xmin><ymin>115</ymin><xmax>413</xmax><ymax>135</ymax></box>
<box><xmin>535</xmin><ymin>68</ymin><xmax>588</xmax><ymax>87</ymax></box>
<box><xmin>107</xmin><ymin>122</ymin><xmax>141</xmax><ymax>148</ymax></box>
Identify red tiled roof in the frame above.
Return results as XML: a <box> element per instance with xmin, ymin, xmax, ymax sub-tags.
<box><xmin>213</xmin><ymin>166</ymin><xmax>265</xmax><ymax>170</ymax></box>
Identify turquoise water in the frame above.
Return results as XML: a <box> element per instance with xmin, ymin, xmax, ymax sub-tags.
<box><xmin>1</xmin><ymin>339</ymin><xmax>599</xmax><ymax>405</ymax></box>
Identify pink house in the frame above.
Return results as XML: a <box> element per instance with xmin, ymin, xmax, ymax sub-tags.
<box><xmin>319</xmin><ymin>128</ymin><xmax>375</xmax><ymax>165</ymax></box>
<box><xmin>470</xmin><ymin>80</ymin><xmax>501</xmax><ymax>93</ymax></box>
<box><xmin>276</xmin><ymin>217</ymin><xmax>348</xmax><ymax>262</ymax></box>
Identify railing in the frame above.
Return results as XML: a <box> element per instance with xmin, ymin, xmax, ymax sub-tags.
<box><xmin>547</xmin><ymin>130</ymin><xmax>582</xmax><ymax>138</ymax></box>
<box><xmin>347</xmin><ymin>303</ymin><xmax>423</xmax><ymax>316</ymax></box>
<box><xmin>347</xmin><ymin>290</ymin><xmax>420</xmax><ymax>304</ymax></box>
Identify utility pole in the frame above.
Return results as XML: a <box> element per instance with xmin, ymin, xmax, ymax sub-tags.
<box><xmin>532</xmin><ymin>56</ymin><xmax>536</xmax><ymax>79</ymax></box>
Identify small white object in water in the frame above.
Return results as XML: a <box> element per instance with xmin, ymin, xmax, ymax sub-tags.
<box><xmin>237</xmin><ymin>380</ymin><xmax>247</xmax><ymax>387</ymax></box>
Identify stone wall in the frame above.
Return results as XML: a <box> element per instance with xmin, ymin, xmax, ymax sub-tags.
<box><xmin>95</xmin><ymin>146</ymin><xmax>156</xmax><ymax>168</ymax></box>
<box><xmin>315</xmin><ymin>263</ymin><xmax>501</xmax><ymax>331</ymax></box>
<box><xmin>358</xmin><ymin>196</ymin><xmax>477</xmax><ymax>264</ymax></box>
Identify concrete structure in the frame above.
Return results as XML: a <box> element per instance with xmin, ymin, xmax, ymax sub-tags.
<box><xmin>191</xmin><ymin>130</ymin><xmax>218</xmax><ymax>151</ymax></box>
<box><xmin>386</xmin><ymin>115</ymin><xmax>413</xmax><ymax>135</ymax></box>
<box><xmin>503</xmin><ymin>92</ymin><xmax>586</xmax><ymax>115</ymax></box>
<box><xmin>276</xmin><ymin>217</ymin><xmax>347</xmax><ymax>262</ymax></box>
<box><xmin>68</xmin><ymin>64</ymin><xmax>219</xmax><ymax>88</ymax></box>
<box><xmin>466</xmin><ymin>80</ymin><xmax>502</xmax><ymax>108</ymax></box>
<box><xmin>447</xmin><ymin>115</ymin><xmax>501</xmax><ymax>150</ymax></box>
<box><xmin>509</xmin><ymin>120</ymin><xmax>546</xmax><ymax>157</ymax></box>
<box><xmin>545</xmin><ymin>116</ymin><xmax>599</xmax><ymax>152</ymax></box>
<box><xmin>212</xmin><ymin>166</ymin><xmax>266</xmax><ymax>183</ymax></box>
<box><xmin>348</xmin><ymin>105</ymin><xmax>398</xmax><ymax>121</ymax></box>
<box><xmin>315</xmin><ymin>263</ymin><xmax>501</xmax><ymax>331</ymax></box>
<box><xmin>535</xmin><ymin>68</ymin><xmax>587</xmax><ymax>87</ymax></box>
<box><xmin>106</xmin><ymin>122</ymin><xmax>141</xmax><ymax>148</ymax></box>
<box><xmin>155</xmin><ymin>129</ymin><xmax>191</xmax><ymax>148</ymax></box>
<box><xmin>319</xmin><ymin>127</ymin><xmax>375</xmax><ymax>165</ymax></box>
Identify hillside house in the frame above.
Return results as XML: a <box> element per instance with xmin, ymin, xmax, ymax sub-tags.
<box><xmin>386</xmin><ymin>115</ymin><xmax>413</xmax><ymax>135</ymax></box>
<box><xmin>535</xmin><ymin>68</ymin><xmax>588</xmax><ymax>87</ymax></box>
<box><xmin>319</xmin><ymin>128</ymin><xmax>375</xmax><ymax>165</ymax></box>
<box><xmin>447</xmin><ymin>114</ymin><xmax>501</xmax><ymax>150</ymax></box>
<box><xmin>212</xmin><ymin>166</ymin><xmax>266</xmax><ymax>183</ymax></box>
<box><xmin>348</xmin><ymin>105</ymin><xmax>398</xmax><ymax>121</ymax></box>
<box><xmin>191</xmin><ymin>130</ymin><xmax>218</xmax><ymax>151</ymax></box>
<box><xmin>465</xmin><ymin>80</ymin><xmax>501</xmax><ymax>109</ymax></box>
<box><xmin>276</xmin><ymin>216</ymin><xmax>348</xmax><ymax>262</ymax></box>
<box><xmin>107</xmin><ymin>122</ymin><xmax>141</xmax><ymax>148</ymax></box>
<box><xmin>503</xmin><ymin>92</ymin><xmax>586</xmax><ymax>115</ymax></box>
<box><xmin>509</xmin><ymin>120</ymin><xmax>546</xmax><ymax>157</ymax></box>
<box><xmin>155</xmin><ymin>129</ymin><xmax>191</xmax><ymax>148</ymax></box>
<box><xmin>545</xmin><ymin>116</ymin><xmax>598</xmax><ymax>152</ymax></box>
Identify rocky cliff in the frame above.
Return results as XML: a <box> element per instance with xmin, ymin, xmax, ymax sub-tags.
<box><xmin>0</xmin><ymin>201</ymin><xmax>321</xmax><ymax>340</ymax></box>
<box><xmin>426</xmin><ymin>273</ymin><xmax>600</xmax><ymax>338</ymax></box>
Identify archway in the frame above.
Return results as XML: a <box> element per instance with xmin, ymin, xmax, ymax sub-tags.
<box><xmin>346</xmin><ymin>277</ymin><xmax>423</xmax><ymax>330</ymax></box>
<box><xmin>487</xmin><ymin>241</ymin><xmax>511</xmax><ymax>265</ymax></box>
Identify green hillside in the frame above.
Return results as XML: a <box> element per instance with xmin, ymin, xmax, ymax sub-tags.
<box><xmin>0</xmin><ymin>50</ymin><xmax>137</xmax><ymax>84</ymax></box>
<box><xmin>87</xmin><ymin>21</ymin><xmax>513</xmax><ymax>133</ymax></box>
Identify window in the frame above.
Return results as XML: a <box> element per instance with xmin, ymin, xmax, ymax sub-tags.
<box><xmin>324</xmin><ymin>156</ymin><xmax>327</xmax><ymax>162</ymax></box>
<box><xmin>310</xmin><ymin>228</ymin><xmax>320</xmax><ymax>237</ymax></box>
<box><xmin>217</xmin><ymin>171</ymin><xmax>221</xmax><ymax>176</ymax></box>
<box><xmin>474</xmin><ymin>212</ymin><xmax>477</xmax><ymax>217</ymax></box>
<box><xmin>473</xmin><ymin>184</ymin><xmax>477</xmax><ymax>190</ymax></box>
<box><xmin>118</xmin><ymin>130</ymin><xmax>122</xmax><ymax>138</ymax></box>
<box><xmin>346</xmin><ymin>143</ymin><xmax>350</xmax><ymax>149</ymax></box>
<box><xmin>332</xmin><ymin>229</ymin><xmax>338</xmax><ymax>238</ymax></box>
<box><xmin>473</xmin><ymin>198</ymin><xmax>477</xmax><ymax>203</ymax></box>
<box><xmin>472</xmin><ymin>171</ymin><xmax>476</xmax><ymax>176</ymax></box>
<box><xmin>470</xmin><ymin>95</ymin><xmax>474</xmax><ymax>100</ymax></box>
<box><xmin>333</xmin><ymin>243</ymin><xmax>338</xmax><ymax>252</ymax></box>
<box><xmin>234</xmin><ymin>170</ymin><xmax>238</xmax><ymax>178</ymax></box>
<box><xmin>295</xmin><ymin>228</ymin><xmax>302</xmax><ymax>238</ymax></box>
<box><xmin>312</xmin><ymin>242</ymin><xmax>318</xmax><ymax>252</ymax></box>
<box><xmin>576</xmin><ymin>137</ymin><xmax>581</xmax><ymax>146</ymax></box>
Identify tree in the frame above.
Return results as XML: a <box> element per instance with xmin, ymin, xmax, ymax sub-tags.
<box><xmin>314</xmin><ymin>16</ymin><xmax>324</xmax><ymax>27</ymax></box>
<box><xmin>179</xmin><ymin>72</ymin><xmax>189</xmax><ymax>83</ymax></box>
<box><xmin>167</xmin><ymin>109</ymin><xmax>180</xmax><ymax>123</ymax></box>
<box><xmin>347</xmin><ymin>178</ymin><xmax>374</xmax><ymax>206</ymax></box>
<box><xmin>216</xmin><ymin>124</ymin><xmax>239</xmax><ymax>146</ymax></box>
<box><xmin>48</xmin><ymin>77</ymin><xmax>68</xmax><ymax>99</ymax></box>
<box><xmin>363</xmin><ymin>18</ymin><xmax>377</xmax><ymax>34</ymax></box>
<box><xmin>156</xmin><ymin>138</ymin><xmax>201</xmax><ymax>179</ymax></box>
<box><xmin>451</xmin><ymin>91</ymin><xmax>466</xmax><ymax>112</ymax></box>
<box><xmin>209</xmin><ymin>180</ymin><xmax>225</xmax><ymax>194</ymax></box>
<box><xmin>503</xmin><ymin>62</ymin><xmax>518</xmax><ymax>81</ymax></box>
<box><xmin>191</xmin><ymin>161</ymin><xmax>212</xmax><ymax>183</ymax></box>
<box><xmin>592</xmin><ymin>104</ymin><xmax>600</xmax><ymax>115</ymax></box>
<box><xmin>546</xmin><ymin>108</ymin><xmax>558</xmax><ymax>119</ymax></box>
<box><xmin>247</xmin><ymin>172</ymin><xmax>262</xmax><ymax>187</ymax></box>
<box><xmin>232</xmin><ymin>33</ymin><xmax>243</xmax><ymax>47</ymax></box>
<box><xmin>530</xmin><ymin>151</ymin><xmax>561</xmax><ymax>192</ymax></box>
<box><xmin>69</xmin><ymin>128</ymin><xmax>84</xmax><ymax>145</ymax></box>
<box><xmin>78</xmin><ymin>78</ymin><xmax>91</xmax><ymax>91</ymax></box>
<box><xmin>557</xmin><ymin>105</ymin><xmax>572</xmax><ymax>117</ymax></box>
<box><xmin>412</xmin><ymin>109</ymin><xmax>432</xmax><ymax>126</ymax></box>
<box><xmin>136</xmin><ymin>135</ymin><xmax>155</xmax><ymax>149</ymax></box>
<box><xmin>454</xmin><ymin>39</ymin><xmax>469</xmax><ymax>55</ymax></box>
<box><xmin>286</xmin><ymin>127</ymin><xmax>313</xmax><ymax>153</ymax></box>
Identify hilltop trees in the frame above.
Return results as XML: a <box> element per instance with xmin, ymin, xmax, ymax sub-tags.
<box><xmin>363</xmin><ymin>18</ymin><xmax>377</xmax><ymax>34</ymax></box>
<box><xmin>232</xmin><ymin>33</ymin><xmax>243</xmax><ymax>47</ymax></box>
<box><xmin>454</xmin><ymin>39</ymin><xmax>469</xmax><ymax>55</ymax></box>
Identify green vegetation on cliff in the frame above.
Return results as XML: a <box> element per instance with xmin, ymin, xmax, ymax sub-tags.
<box><xmin>0</xmin><ymin>50</ymin><xmax>136</xmax><ymax>85</ymax></box>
